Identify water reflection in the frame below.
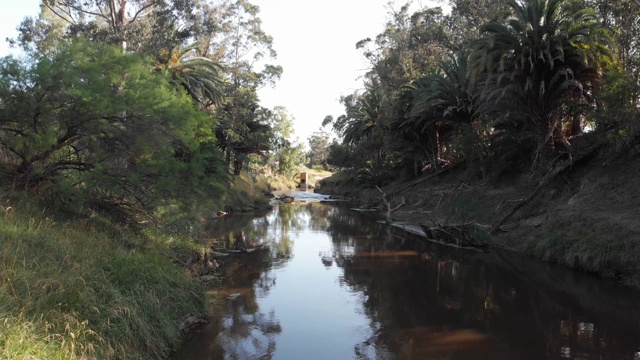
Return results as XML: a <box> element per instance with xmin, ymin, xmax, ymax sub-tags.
<box><xmin>173</xmin><ymin>202</ymin><xmax>640</xmax><ymax>360</ymax></box>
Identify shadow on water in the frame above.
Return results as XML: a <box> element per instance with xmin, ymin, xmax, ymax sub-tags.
<box><xmin>173</xmin><ymin>200</ymin><xmax>640</xmax><ymax>360</ymax></box>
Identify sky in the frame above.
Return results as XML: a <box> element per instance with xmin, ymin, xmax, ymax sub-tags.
<box><xmin>0</xmin><ymin>0</ymin><xmax>441</xmax><ymax>147</ymax></box>
<box><xmin>251</xmin><ymin>0</ymin><xmax>394</xmax><ymax>144</ymax></box>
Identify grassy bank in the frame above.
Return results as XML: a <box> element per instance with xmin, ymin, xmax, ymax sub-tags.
<box><xmin>281</xmin><ymin>166</ymin><xmax>333</xmax><ymax>191</ymax></box>
<box><xmin>0</xmin><ymin>194</ymin><xmax>205</xmax><ymax>360</ymax></box>
<box><xmin>522</xmin><ymin>215</ymin><xmax>640</xmax><ymax>286</ymax></box>
<box><xmin>224</xmin><ymin>173</ymin><xmax>274</xmax><ymax>212</ymax></box>
<box><xmin>320</xmin><ymin>153</ymin><xmax>640</xmax><ymax>288</ymax></box>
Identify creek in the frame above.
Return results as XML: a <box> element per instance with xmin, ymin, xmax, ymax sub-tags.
<box><xmin>172</xmin><ymin>191</ymin><xmax>640</xmax><ymax>359</ymax></box>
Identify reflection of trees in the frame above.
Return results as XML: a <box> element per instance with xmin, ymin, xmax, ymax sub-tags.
<box><xmin>329</xmin><ymin>219</ymin><xmax>640</xmax><ymax>359</ymax></box>
<box><xmin>195</xmin><ymin>202</ymin><xmax>323</xmax><ymax>359</ymax></box>
<box><xmin>204</xmin><ymin>205</ymin><xmax>307</xmax><ymax>271</ymax></box>
<box><xmin>212</xmin><ymin>294</ymin><xmax>282</xmax><ymax>360</ymax></box>
<box><xmin>195</xmin><ymin>202</ymin><xmax>640</xmax><ymax>360</ymax></box>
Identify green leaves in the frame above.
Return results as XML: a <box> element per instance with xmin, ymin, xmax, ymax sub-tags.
<box><xmin>342</xmin><ymin>90</ymin><xmax>384</xmax><ymax>146</ymax></box>
<box><xmin>157</xmin><ymin>45</ymin><xmax>226</xmax><ymax>108</ymax></box>
<box><xmin>0</xmin><ymin>40</ymin><xmax>226</xmax><ymax>223</ymax></box>
<box><xmin>471</xmin><ymin>0</ymin><xmax>614</xmax><ymax>148</ymax></box>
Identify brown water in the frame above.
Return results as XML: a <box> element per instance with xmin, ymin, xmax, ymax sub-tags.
<box><xmin>172</xmin><ymin>197</ymin><xmax>640</xmax><ymax>360</ymax></box>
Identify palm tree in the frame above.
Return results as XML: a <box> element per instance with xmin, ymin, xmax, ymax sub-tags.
<box><xmin>412</xmin><ymin>53</ymin><xmax>475</xmax><ymax>124</ymax></box>
<box><xmin>342</xmin><ymin>90</ymin><xmax>384</xmax><ymax>146</ymax></box>
<box><xmin>392</xmin><ymin>53</ymin><xmax>476</xmax><ymax>172</ymax></box>
<box><xmin>470</xmin><ymin>0</ymin><xmax>614</xmax><ymax>151</ymax></box>
<box><xmin>157</xmin><ymin>45</ymin><xmax>226</xmax><ymax>108</ymax></box>
<box><xmin>340</xmin><ymin>90</ymin><xmax>387</xmax><ymax>164</ymax></box>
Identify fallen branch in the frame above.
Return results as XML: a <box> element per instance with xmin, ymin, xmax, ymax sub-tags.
<box><xmin>419</xmin><ymin>223</ymin><xmax>486</xmax><ymax>251</ymax></box>
<box><xmin>490</xmin><ymin>141</ymin><xmax>606</xmax><ymax>234</ymax></box>
<box><xmin>390</xmin><ymin>161</ymin><xmax>463</xmax><ymax>195</ymax></box>
<box><xmin>434</xmin><ymin>193</ymin><xmax>444</xmax><ymax>210</ymax></box>
<box><xmin>360</xmin><ymin>162</ymin><xmax>463</xmax><ymax>209</ymax></box>
<box><xmin>377</xmin><ymin>186</ymin><xmax>406</xmax><ymax>224</ymax></box>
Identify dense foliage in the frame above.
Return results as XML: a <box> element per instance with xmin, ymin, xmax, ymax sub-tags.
<box><xmin>0</xmin><ymin>41</ymin><xmax>226</xmax><ymax>224</ymax></box>
<box><xmin>325</xmin><ymin>0</ymin><xmax>639</xmax><ymax>185</ymax></box>
<box><xmin>1</xmin><ymin>0</ymin><xmax>295</xmax><ymax>224</ymax></box>
<box><xmin>0</xmin><ymin>2</ymin><xmax>289</xmax><ymax>358</ymax></box>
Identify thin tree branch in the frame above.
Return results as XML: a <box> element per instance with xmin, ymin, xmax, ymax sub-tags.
<box><xmin>42</xmin><ymin>2</ymin><xmax>77</xmax><ymax>25</ymax></box>
<box><xmin>129</xmin><ymin>2</ymin><xmax>156</xmax><ymax>23</ymax></box>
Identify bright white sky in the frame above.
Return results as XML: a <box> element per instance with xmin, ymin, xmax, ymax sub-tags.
<box><xmin>0</xmin><ymin>0</ymin><xmax>442</xmax><ymax>146</ymax></box>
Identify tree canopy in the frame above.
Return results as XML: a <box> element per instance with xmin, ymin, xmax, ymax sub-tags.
<box><xmin>325</xmin><ymin>0</ymin><xmax>632</xmax><ymax>185</ymax></box>
<box><xmin>4</xmin><ymin>0</ymin><xmax>640</xmax><ymax>219</ymax></box>
<box><xmin>2</xmin><ymin>0</ymin><xmax>286</xmax><ymax>225</ymax></box>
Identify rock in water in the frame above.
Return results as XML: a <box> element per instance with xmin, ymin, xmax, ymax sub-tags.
<box><xmin>179</xmin><ymin>314</ymin><xmax>209</xmax><ymax>333</ymax></box>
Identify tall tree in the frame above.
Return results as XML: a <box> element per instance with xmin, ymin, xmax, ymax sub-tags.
<box><xmin>342</xmin><ymin>2</ymin><xmax>460</xmax><ymax>176</ymax></box>
<box><xmin>194</xmin><ymin>0</ymin><xmax>282</xmax><ymax>174</ymax></box>
<box><xmin>357</xmin><ymin>3</ymin><xmax>452</xmax><ymax>97</ymax></box>
<box><xmin>307</xmin><ymin>132</ymin><xmax>330</xmax><ymax>169</ymax></box>
<box><xmin>471</xmin><ymin>0</ymin><xmax>614</xmax><ymax>157</ymax></box>
<box><xmin>265</xmin><ymin>107</ymin><xmax>306</xmax><ymax>174</ymax></box>
<box><xmin>442</xmin><ymin>0</ymin><xmax>511</xmax><ymax>50</ymax></box>
<box><xmin>587</xmin><ymin>0</ymin><xmax>640</xmax><ymax>107</ymax></box>
<box><xmin>19</xmin><ymin>0</ymin><xmax>194</xmax><ymax>54</ymax></box>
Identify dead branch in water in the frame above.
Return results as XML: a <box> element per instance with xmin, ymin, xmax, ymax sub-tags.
<box><xmin>377</xmin><ymin>186</ymin><xmax>406</xmax><ymax>224</ymax></box>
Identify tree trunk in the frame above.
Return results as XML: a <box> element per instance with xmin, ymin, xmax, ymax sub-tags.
<box><xmin>108</xmin><ymin>0</ymin><xmax>128</xmax><ymax>51</ymax></box>
<box><xmin>570</xmin><ymin>113</ymin><xmax>583</xmax><ymax>137</ymax></box>
<box><xmin>233</xmin><ymin>158</ymin><xmax>243</xmax><ymax>175</ymax></box>
<box><xmin>225</xmin><ymin>148</ymin><xmax>232</xmax><ymax>172</ymax></box>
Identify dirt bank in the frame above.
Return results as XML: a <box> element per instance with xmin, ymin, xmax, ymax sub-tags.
<box><xmin>319</xmin><ymin>148</ymin><xmax>640</xmax><ymax>287</ymax></box>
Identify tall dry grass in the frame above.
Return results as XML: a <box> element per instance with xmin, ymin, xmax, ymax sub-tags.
<box><xmin>0</xmin><ymin>194</ymin><xmax>205</xmax><ymax>359</ymax></box>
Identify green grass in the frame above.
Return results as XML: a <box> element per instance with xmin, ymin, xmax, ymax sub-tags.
<box><xmin>0</xmin><ymin>194</ymin><xmax>205</xmax><ymax>360</ymax></box>
<box><xmin>524</xmin><ymin>217</ymin><xmax>640</xmax><ymax>284</ymax></box>
<box><xmin>315</xmin><ymin>171</ymin><xmax>357</xmax><ymax>195</ymax></box>
<box><xmin>253</xmin><ymin>166</ymin><xmax>332</xmax><ymax>192</ymax></box>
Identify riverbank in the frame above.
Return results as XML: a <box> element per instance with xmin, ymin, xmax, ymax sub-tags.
<box><xmin>319</xmin><ymin>147</ymin><xmax>640</xmax><ymax>288</ymax></box>
<box><xmin>222</xmin><ymin>167</ymin><xmax>332</xmax><ymax>212</ymax></box>
<box><xmin>0</xmin><ymin>168</ymin><xmax>326</xmax><ymax>359</ymax></box>
<box><xmin>0</xmin><ymin>193</ymin><xmax>207</xmax><ymax>359</ymax></box>
<box><xmin>173</xmin><ymin>195</ymin><xmax>640</xmax><ymax>359</ymax></box>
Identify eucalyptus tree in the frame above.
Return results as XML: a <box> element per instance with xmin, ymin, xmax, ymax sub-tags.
<box><xmin>471</xmin><ymin>0</ymin><xmax>614</xmax><ymax>161</ymax></box>
<box><xmin>587</xmin><ymin>0</ymin><xmax>640</xmax><ymax>107</ymax></box>
<box><xmin>263</xmin><ymin>106</ymin><xmax>306</xmax><ymax>175</ymax></box>
<box><xmin>17</xmin><ymin>0</ymin><xmax>194</xmax><ymax>54</ymax></box>
<box><xmin>345</xmin><ymin>2</ymin><xmax>468</xmax><ymax>177</ymax></box>
<box><xmin>442</xmin><ymin>0</ymin><xmax>511</xmax><ymax>50</ymax></box>
<box><xmin>356</xmin><ymin>2</ymin><xmax>453</xmax><ymax>126</ymax></box>
<box><xmin>307</xmin><ymin>132</ymin><xmax>330</xmax><ymax>169</ymax></box>
<box><xmin>192</xmin><ymin>0</ymin><xmax>282</xmax><ymax>174</ymax></box>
